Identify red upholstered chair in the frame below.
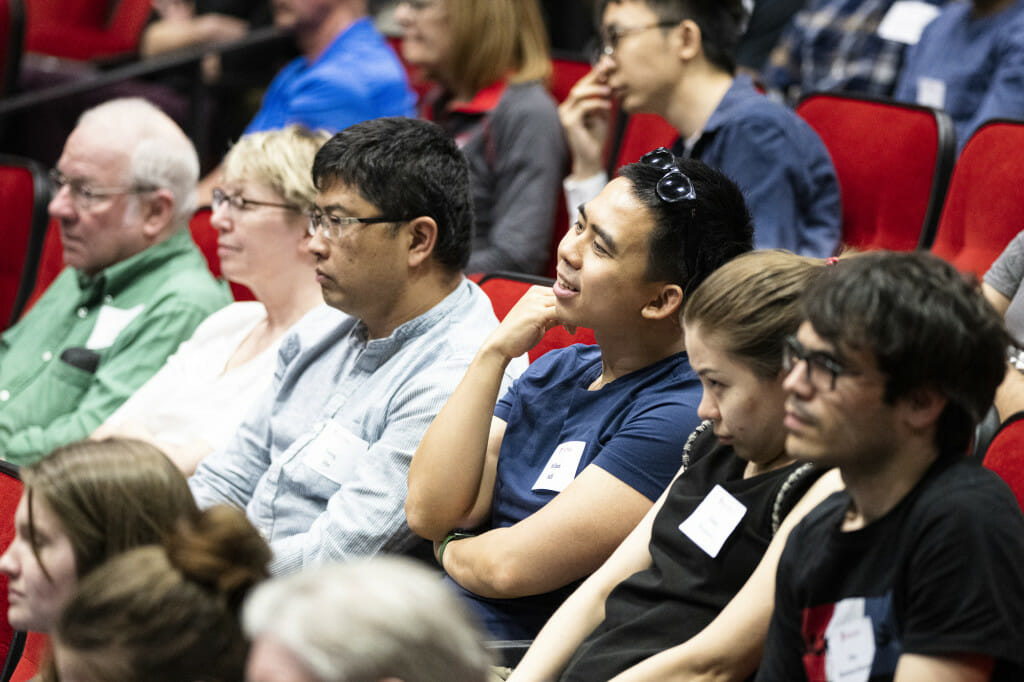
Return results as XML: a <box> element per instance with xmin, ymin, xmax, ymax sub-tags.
<box><xmin>0</xmin><ymin>155</ymin><xmax>50</xmax><ymax>329</ymax></box>
<box><xmin>476</xmin><ymin>272</ymin><xmax>595</xmax><ymax>363</ymax></box>
<box><xmin>607</xmin><ymin>111</ymin><xmax>678</xmax><ymax>172</ymax></box>
<box><xmin>930</xmin><ymin>120</ymin><xmax>1024</xmax><ymax>277</ymax></box>
<box><xmin>24</xmin><ymin>0</ymin><xmax>151</xmax><ymax>61</ymax></box>
<box><xmin>20</xmin><ymin>218</ymin><xmax>64</xmax><ymax>317</ymax></box>
<box><xmin>4</xmin><ymin>632</ymin><xmax>46</xmax><ymax>682</ymax></box>
<box><xmin>983</xmin><ymin>413</ymin><xmax>1024</xmax><ymax>513</ymax></box>
<box><xmin>796</xmin><ymin>91</ymin><xmax>955</xmax><ymax>252</ymax></box>
<box><xmin>549</xmin><ymin>55</ymin><xmax>590</xmax><ymax>104</ymax></box>
<box><xmin>188</xmin><ymin>208</ymin><xmax>255</xmax><ymax>302</ymax></box>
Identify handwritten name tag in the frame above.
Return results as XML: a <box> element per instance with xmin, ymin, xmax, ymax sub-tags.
<box><xmin>678</xmin><ymin>485</ymin><xmax>747</xmax><ymax>557</ymax></box>
<box><xmin>532</xmin><ymin>440</ymin><xmax>586</xmax><ymax>493</ymax></box>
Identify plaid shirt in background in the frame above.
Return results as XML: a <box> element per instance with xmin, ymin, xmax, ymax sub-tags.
<box><xmin>763</xmin><ymin>0</ymin><xmax>949</xmax><ymax>106</ymax></box>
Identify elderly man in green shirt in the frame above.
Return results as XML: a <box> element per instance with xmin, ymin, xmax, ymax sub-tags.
<box><xmin>0</xmin><ymin>98</ymin><xmax>231</xmax><ymax>464</ymax></box>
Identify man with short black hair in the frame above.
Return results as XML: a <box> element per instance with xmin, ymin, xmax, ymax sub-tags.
<box><xmin>190</xmin><ymin>117</ymin><xmax>521</xmax><ymax>574</ymax></box>
<box><xmin>758</xmin><ymin>251</ymin><xmax>1024</xmax><ymax>681</ymax></box>
<box><xmin>560</xmin><ymin>0</ymin><xmax>840</xmax><ymax>257</ymax></box>
<box><xmin>407</xmin><ymin>149</ymin><xmax>753</xmax><ymax>640</ymax></box>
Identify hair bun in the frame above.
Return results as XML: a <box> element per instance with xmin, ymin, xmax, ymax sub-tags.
<box><xmin>165</xmin><ymin>505</ymin><xmax>271</xmax><ymax>612</ymax></box>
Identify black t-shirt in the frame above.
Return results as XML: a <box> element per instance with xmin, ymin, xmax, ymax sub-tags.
<box><xmin>757</xmin><ymin>457</ymin><xmax>1024</xmax><ymax>682</ymax></box>
<box><xmin>561</xmin><ymin>427</ymin><xmax>820</xmax><ymax>682</ymax></box>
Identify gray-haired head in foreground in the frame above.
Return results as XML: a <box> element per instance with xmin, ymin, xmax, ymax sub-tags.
<box><xmin>243</xmin><ymin>556</ymin><xmax>493</xmax><ymax>682</ymax></box>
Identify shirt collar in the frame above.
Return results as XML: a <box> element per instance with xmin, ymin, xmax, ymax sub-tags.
<box><xmin>447</xmin><ymin>79</ymin><xmax>509</xmax><ymax>115</ymax></box>
<box><xmin>702</xmin><ymin>74</ymin><xmax>758</xmax><ymax>135</ymax></box>
<box><xmin>75</xmin><ymin>228</ymin><xmax>196</xmax><ymax>301</ymax></box>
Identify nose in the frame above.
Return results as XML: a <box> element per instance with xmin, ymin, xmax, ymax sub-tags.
<box><xmin>593</xmin><ymin>53</ymin><xmax>615</xmax><ymax>81</ymax></box>
<box><xmin>210</xmin><ymin>201</ymin><xmax>232</xmax><ymax>233</ymax></box>
<box><xmin>696</xmin><ymin>390</ymin><xmax>719</xmax><ymax>422</ymax></box>
<box><xmin>782</xmin><ymin>361</ymin><xmax>812</xmax><ymax>398</ymax></box>
<box><xmin>0</xmin><ymin>541</ymin><xmax>19</xmax><ymax>578</ymax></box>
<box><xmin>394</xmin><ymin>1</ymin><xmax>412</xmax><ymax>27</ymax></box>
<box><xmin>556</xmin><ymin>225</ymin><xmax>582</xmax><ymax>271</ymax></box>
<box><xmin>48</xmin><ymin>183</ymin><xmax>77</xmax><ymax>222</ymax></box>
<box><xmin>306</xmin><ymin>223</ymin><xmax>329</xmax><ymax>259</ymax></box>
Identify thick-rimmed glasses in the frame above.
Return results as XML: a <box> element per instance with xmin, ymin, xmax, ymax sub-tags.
<box><xmin>49</xmin><ymin>169</ymin><xmax>157</xmax><ymax>210</ymax></box>
<box><xmin>211</xmin><ymin>187</ymin><xmax>300</xmax><ymax>214</ymax></box>
<box><xmin>307</xmin><ymin>208</ymin><xmax>409</xmax><ymax>241</ymax></box>
<box><xmin>639</xmin><ymin>147</ymin><xmax>697</xmax><ymax>203</ymax></box>
<box><xmin>592</xmin><ymin>21</ymin><xmax>679</xmax><ymax>62</ymax></box>
<box><xmin>782</xmin><ymin>335</ymin><xmax>860</xmax><ymax>392</ymax></box>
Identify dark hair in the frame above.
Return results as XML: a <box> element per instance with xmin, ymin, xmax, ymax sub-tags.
<box><xmin>802</xmin><ymin>251</ymin><xmax>1010</xmax><ymax>459</ymax></box>
<box><xmin>47</xmin><ymin>506</ymin><xmax>271</xmax><ymax>682</ymax></box>
<box><xmin>312</xmin><ymin>117</ymin><xmax>474</xmax><ymax>271</ymax></box>
<box><xmin>599</xmin><ymin>0</ymin><xmax>747</xmax><ymax>74</ymax></box>
<box><xmin>619</xmin><ymin>154</ymin><xmax>752</xmax><ymax>297</ymax></box>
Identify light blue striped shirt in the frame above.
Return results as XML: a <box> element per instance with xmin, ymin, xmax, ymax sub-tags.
<box><xmin>190</xmin><ymin>279</ymin><xmax>523</xmax><ymax>574</ymax></box>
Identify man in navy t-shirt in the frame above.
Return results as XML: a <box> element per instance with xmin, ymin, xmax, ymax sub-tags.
<box><xmin>407</xmin><ymin>149</ymin><xmax>754</xmax><ymax>639</ymax></box>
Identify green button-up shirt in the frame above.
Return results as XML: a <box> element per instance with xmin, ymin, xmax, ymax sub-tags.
<box><xmin>0</xmin><ymin>228</ymin><xmax>231</xmax><ymax>464</ymax></box>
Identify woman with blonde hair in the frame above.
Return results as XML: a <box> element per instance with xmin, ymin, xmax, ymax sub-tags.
<box><xmin>0</xmin><ymin>438</ymin><xmax>198</xmax><ymax>637</ymax></box>
<box><xmin>94</xmin><ymin>125</ymin><xmax>329</xmax><ymax>473</ymax></box>
<box><xmin>396</xmin><ymin>0</ymin><xmax>567</xmax><ymax>275</ymax></box>
<box><xmin>47</xmin><ymin>505</ymin><xmax>270</xmax><ymax>682</ymax></box>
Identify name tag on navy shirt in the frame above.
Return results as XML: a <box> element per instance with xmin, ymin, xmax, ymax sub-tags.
<box><xmin>678</xmin><ymin>484</ymin><xmax>747</xmax><ymax>557</ymax></box>
<box><xmin>532</xmin><ymin>440</ymin><xmax>586</xmax><ymax>493</ymax></box>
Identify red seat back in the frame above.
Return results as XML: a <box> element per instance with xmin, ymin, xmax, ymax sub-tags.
<box><xmin>24</xmin><ymin>0</ymin><xmax>149</xmax><ymax>60</ymax></box>
<box><xmin>0</xmin><ymin>156</ymin><xmax>50</xmax><ymax>328</ymax></box>
<box><xmin>931</xmin><ymin>119</ymin><xmax>1024</xmax><ymax>276</ymax></box>
<box><xmin>983</xmin><ymin>414</ymin><xmax>1024</xmax><ymax>513</ymax></box>
<box><xmin>477</xmin><ymin>273</ymin><xmax>595</xmax><ymax>362</ymax></box>
<box><xmin>796</xmin><ymin>91</ymin><xmax>955</xmax><ymax>252</ymax></box>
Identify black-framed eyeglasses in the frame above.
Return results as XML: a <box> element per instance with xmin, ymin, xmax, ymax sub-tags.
<box><xmin>307</xmin><ymin>208</ymin><xmax>409</xmax><ymax>241</ymax></box>
<box><xmin>593</xmin><ymin>20</ymin><xmax>680</xmax><ymax>62</ymax></box>
<box><xmin>211</xmin><ymin>187</ymin><xmax>300</xmax><ymax>214</ymax></box>
<box><xmin>49</xmin><ymin>168</ymin><xmax>158</xmax><ymax>210</ymax></box>
<box><xmin>639</xmin><ymin>147</ymin><xmax>697</xmax><ymax>203</ymax></box>
<box><xmin>782</xmin><ymin>335</ymin><xmax>860</xmax><ymax>391</ymax></box>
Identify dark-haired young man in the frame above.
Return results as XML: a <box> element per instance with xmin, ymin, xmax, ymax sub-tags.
<box><xmin>758</xmin><ymin>251</ymin><xmax>1024</xmax><ymax>681</ymax></box>
<box><xmin>561</xmin><ymin>0</ymin><xmax>840</xmax><ymax>258</ymax></box>
<box><xmin>406</xmin><ymin>150</ymin><xmax>753</xmax><ymax>640</ymax></box>
<box><xmin>190</xmin><ymin>117</ymin><xmax>524</xmax><ymax>574</ymax></box>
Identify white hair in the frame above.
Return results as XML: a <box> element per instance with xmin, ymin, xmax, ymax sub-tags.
<box><xmin>77</xmin><ymin>97</ymin><xmax>199</xmax><ymax>229</ymax></box>
<box><xmin>243</xmin><ymin>557</ymin><xmax>493</xmax><ymax>682</ymax></box>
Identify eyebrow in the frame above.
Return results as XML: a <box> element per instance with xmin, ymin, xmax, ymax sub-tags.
<box><xmin>577</xmin><ymin>204</ymin><xmax>619</xmax><ymax>256</ymax></box>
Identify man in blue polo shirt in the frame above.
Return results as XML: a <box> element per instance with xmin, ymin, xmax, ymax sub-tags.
<box><xmin>198</xmin><ymin>0</ymin><xmax>415</xmax><ymax>200</ymax></box>
<box><xmin>560</xmin><ymin>0</ymin><xmax>841</xmax><ymax>258</ymax></box>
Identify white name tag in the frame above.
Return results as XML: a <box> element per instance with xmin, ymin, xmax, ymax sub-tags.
<box><xmin>915</xmin><ymin>76</ymin><xmax>947</xmax><ymax>109</ymax></box>
<box><xmin>877</xmin><ymin>1</ymin><xmax>941</xmax><ymax>45</ymax></box>
<box><xmin>85</xmin><ymin>304</ymin><xmax>145</xmax><ymax>349</ymax></box>
<box><xmin>532</xmin><ymin>440</ymin><xmax>586</xmax><ymax>493</ymax></box>
<box><xmin>678</xmin><ymin>484</ymin><xmax>747</xmax><ymax>558</ymax></box>
<box><xmin>825</xmin><ymin>602</ymin><xmax>876</xmax><ymax>682</ymax></box>
<box><xmin>305</xmin><ymin>420</ymin><xmax>368</xmax><ymax>484</ymax></box>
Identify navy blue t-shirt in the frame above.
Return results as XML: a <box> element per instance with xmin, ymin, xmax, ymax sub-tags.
<box><xmin>450</xmin><ymin>344</ymin><xmax>702</xmax><ymax>640</ymax></box>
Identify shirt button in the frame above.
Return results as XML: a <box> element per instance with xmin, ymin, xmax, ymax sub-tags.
<box><xmin>76</xmin><ymin>307</ymin><xmax>88</xmax><ymax>318</ymax></box>
<box><xmin>0</xmin><ymin>390</ymin><xmax>9</xmax><ymax>402</ymax></box>
<box><xmin>103</xmin><ymin>295</ymin><xmax>113</xmax><ymax>304</ymax></box>
<box><xmin>42</xmin><ymin>351</ymin><xmax>52</xmax><ymax>362</ymax></box>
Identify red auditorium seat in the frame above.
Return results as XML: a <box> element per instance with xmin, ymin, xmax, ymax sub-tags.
<box><xmin>930</xmin><ymin>119</ymin><xmax>1024</xmax><ymax>277</ymax></box>
<box><xmin>549</xmin><ymin>55</ymin><xmax>589</xmax><ymax>104</ymax></box>
<box><xmin>983</xmin><ymin>413</ymin><xmax>1024</xmax><ymax>513</ymax></box>
<box><xmin>0</xmin><ymin>155</ymin><xmax>50</xmax><ymax>329</ymax></box>
<box><xmin>21</xmin><ymin>218</ymin><xmax>63</xmax><ymax>315</ymax></box>
<box><xmin>796</xmin><ymin>91</ymin><xmax>955</xmax><ymax>252</ymax></box>
<box><xmin>476</xmin><ymin>272</ymin><xmax>595</xmax><ymax>362</ymax></box>
<box><xmin>24</xmin><ymin>0</ymin><xmax>151</xmax><ymax>61</ymax></box>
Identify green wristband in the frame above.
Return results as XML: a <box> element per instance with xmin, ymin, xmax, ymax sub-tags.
<box><xmin>437</xmin><ymin>530</ymin><xmax>476</xmax><ymax>569</ymax></box>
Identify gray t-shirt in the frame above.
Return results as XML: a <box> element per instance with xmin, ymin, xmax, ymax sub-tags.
<box><xmin>985</xmin><ymin>229</ymin><xmax>1024</xmax><ymax>348</ymax></box>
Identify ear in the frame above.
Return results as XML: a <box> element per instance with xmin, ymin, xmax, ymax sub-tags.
<box><xmin>641</xmin><ymin>283</ymin><xmax>684</xmax><ymax>321</ymax></box>
<box><xmin>405</xmin><ymin>216</ymin><xmax>438</xmax><ymax>268</ymax></box>
<box><xmin>901</xmin><ymin>385</ymin><xmax>948</xmax><ymax>432</ymax></box>
<box><xmin>675</xmin><ymin>19</ymin><xmax>702</xmax><ymax>62</ymax></box>
<box><xmin>139</xmin><ymin>189</ymin><xmax>175</xmax><ymax>239</ymax></box>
